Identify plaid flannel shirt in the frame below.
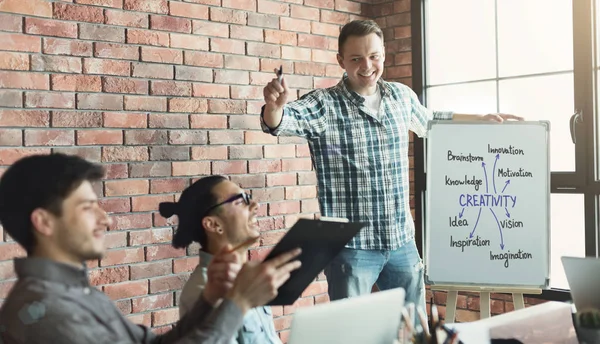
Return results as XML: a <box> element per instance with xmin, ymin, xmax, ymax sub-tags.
<box><xmin>261</xmin><ymin>74</ymin><xmax>453</xmax><ymax>250</ymax></box>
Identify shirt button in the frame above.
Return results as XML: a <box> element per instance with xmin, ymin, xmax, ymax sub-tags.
<box><xmin>83</xmin><ymin>287</ymin><xmax>90</xmax><ymax>295</ymax></box>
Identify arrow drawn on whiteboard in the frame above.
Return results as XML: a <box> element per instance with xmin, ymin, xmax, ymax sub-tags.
<box><xmin>501</xmin><ymin>179</ymin><xmax>510</xmax><ymax>193</ymax></box>
<box><xmin>490</xmin><ymin>208</ymin><xmax>504</xmax><ymax>250</ymax></box>
<box><xmin>492</xmin><ymin>154</ymin><xmax>500</xmax><ymax>193</ymax></box>
<box><xmin>469</xmin><ymin>208</ymin><xmax>482</xmax><ymax>238</ymax></box>
<box><xmin>505</xmin><ymin>208</ymin><xmax>510</xmax><ymax>218</ymax></box>
<box><xmin>482</xmin><ymin>162</ymin><xmax>489</xmax><ymax>193</ymax></box>
<box><xmin>459</xmin><ymin>208</ymin><xmax>465</xmax><ymax>218</ymax></box>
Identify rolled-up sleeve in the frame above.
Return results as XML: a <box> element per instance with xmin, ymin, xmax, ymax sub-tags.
<box><xmin>408</xmin><ymin>87</ymin><xmax>453</xmax><ymax>138</ymax></box>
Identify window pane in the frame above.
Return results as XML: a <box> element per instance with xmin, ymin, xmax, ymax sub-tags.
<box><xmin>497</xmin><ymin>0</ymin><xmax>573</xmax><ymax>77</ymax></box>
<box><xmin>499</xmin><ymin>73</ymin><xmax>575</xmax><ymax>171</ymax></box>
<box><xmin>424</xmin><ymin>0</ymin><xmax>496</xmax><ymax>85</ymax></box>
<box><xmin>426</xmin><ymin>81</ymin><xmax>497</xmax><ymax>114</ymax></box>
<box><xmin>550</xmin><ymin>194</ymin><xmax>585</xmax><ymax>289</ymax></box>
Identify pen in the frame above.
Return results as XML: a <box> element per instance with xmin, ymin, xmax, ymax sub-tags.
<box><xmin>277</xmin><ymin>65</ymin><xmax>283</xmax><ymax>84</ymax></box>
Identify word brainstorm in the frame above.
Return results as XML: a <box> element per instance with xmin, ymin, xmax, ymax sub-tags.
<box><xmin>445</xmin><ymin>144</ymin><xmax>534</xmax><ymax>268</ymax></box>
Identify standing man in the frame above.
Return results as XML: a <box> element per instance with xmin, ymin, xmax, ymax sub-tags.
<box><xmin>260</xmin><ymin>19</ymin><xmax>522</xmax><ymax>311</ymax></box>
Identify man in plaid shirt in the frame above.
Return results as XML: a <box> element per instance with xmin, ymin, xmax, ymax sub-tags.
<box><xmin>260</xmin><ymin>20</ymin><xmax>522</xmax><ymax>311</ymax></box>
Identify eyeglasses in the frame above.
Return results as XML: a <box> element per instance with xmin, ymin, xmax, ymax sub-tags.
<box><xmin>203</xmin><ymin>192</ymin><xmax>252</xmax><ymax>216</ymax></box>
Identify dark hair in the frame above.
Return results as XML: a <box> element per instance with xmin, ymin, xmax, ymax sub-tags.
<box><xmin>338</xmin><ymin>20</ymin><xmax>384</xmax><ymax>55</ymax></box>
<box><xmin>159</xmin><ymin>175</ymin><xmax>227</xmax><ymax>250</ymax></box>
<box><xmin>0</xmin><ymin>153</ymin><xmax>104</xmax><ymax>254</ymax></box>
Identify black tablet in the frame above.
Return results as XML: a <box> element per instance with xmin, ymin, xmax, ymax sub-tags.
<box><xmin>263</xmin><ymin>218</ymin><xmax>365</xmax><ymax>305</ymax></box>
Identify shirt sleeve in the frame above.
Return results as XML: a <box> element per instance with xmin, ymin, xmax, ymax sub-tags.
<box><xmin>260</xmin><ymin>89</ymin><xmax>328</xmax><ymax>139</ymax></box>
<box><xmin>406</xmin><ymin>84</ymin><xmax>453</xmax><ymax>138</ymax></box>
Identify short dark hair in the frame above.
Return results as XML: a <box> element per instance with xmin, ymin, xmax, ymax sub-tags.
<box><xmin>338</xmin><ymin>19</ymin><xmax>384</xmax><ymax>55</ymax></box>
<box><xmin>0</xmin><ymin>153</ymin><xmax>104</xmax><ymax>254</ymax></box>
<box><xmin>159</xmin><ymin>175</ymin><xmax>227</xmax><ymax>250</ymax></box>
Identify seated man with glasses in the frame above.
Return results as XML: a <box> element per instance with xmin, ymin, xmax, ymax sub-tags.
<box><xmin>159</xmin><ymin>176</ymin><xmax>282</xmax><ymax>344</ymax></box>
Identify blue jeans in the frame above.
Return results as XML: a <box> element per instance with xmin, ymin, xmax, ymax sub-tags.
<box><xmin>324</xmin><ymin>240</ymin><xmax>426</xmax><ymax>312</ymax></box>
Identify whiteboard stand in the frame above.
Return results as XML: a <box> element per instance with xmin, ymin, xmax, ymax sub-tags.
<box><xmin>430</xmin><ymin>284</ymin><xmax>542</xmax><ymax>322</ymax></box>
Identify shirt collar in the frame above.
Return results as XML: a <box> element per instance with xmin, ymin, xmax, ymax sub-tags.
<box><xmin>198</xmin><ymin>250</ymin><xmax>213</xmax><ymax>268</ymax></box>
<box><xmin>338</xmin><ymin>73</ymin><xmax>391</xmax><ymax>106</ymax></box>
<box><xmin>14</xmin><ymin>257</ymin><xmax>90</xmax><ymax>287</ymax></box>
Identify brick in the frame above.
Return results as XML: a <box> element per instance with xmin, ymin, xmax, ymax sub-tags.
<box><xmin>77</xmin><ymin>93</ymin><xmax>123</xmax><ymax>111</ymax></box>
<box><xmin>102</xmin><ymin>146</ymin><xmax>149</xmax><ymax>162</ymax></box>
<box><xmin>127</xmin><ymin>29</ymin><xmax>170</xmax><ymax>47</ymax></box>
<box><xmin>264</xmin><ymin>144</ymin><xmax>295</xmax><ymax>158</ymax></box>
<box><xmin>258</xmin><ymin>0</ymin><xmax>289</xmax><ymax>16</ymax></box>
<box><xmin>0</xmin><ymin>129</ymin><xmax>22</xmax><ymax>146</ymax></box>
<box><xmin>51</xmin><ymin>75</ymin><xmax>101</xmax><ymax>92</ymax></box>
<box><xmin>210</xmin><ymin>37</ymin><xmax>244</xmax><ymax>55</ymax></box>
<box><xmin>104</xmin><ymin>163</ymin><xmax>128</xmax><ymax>179</ymax></box>
<box><xmin>265</xmin><ymin>30</ymin><xmax>297</xmax><ymax>45</ymax></box>
<box><xmin>25</xmin><ymin>18</ymin><xmax>77</xmax><ymax>38</ymax></box>
<box><xmin>110</xmin><ymin>213</ymin><xmax>152</xmax><ymax>230</ymax></box>
<box><xmin>247</xmin><ymin>42</ymin><xmax>280</xmax><ymax>58</ymax></box>
<box><xmin>0</xmin><ymin>148</ymin><xmax>50</xmax><ymax>165</ymax></box>
<box><xmin>273</xmin><ymin>315</ymin><xmax>293</xmax><ymax>332</ymax></box>
<box><xmin>129</xmin><ymin>162</ymin><xmax>171</xmax><ymax>177</ymax></box>
<box><xmin>280</xmin><ymin>17</ymin><xmax>311</xmax><ymax>34</ymax></box>
<box><xmin>130</xmin><ymin>261</ymin><xmax>172</xmax><ymax>280</ymax></box>
<box><xmin>150</xmin><ymin>81</ymin><xmax>191</xmax><ymax>96</ymax></box>
<box><xmin>184</xmin><ymin>51</ymin><xmax>223</xmax><ymax>68</ymax></box>
<box><xmin>245</xmin><ymin>131</ymin><xmax>276</xmax><ymax>144</ymax></box>
<box><xmin>94</xmin><ymin>42</ymin><xmax>139</xmax><ymax>60</ymax></box>
<box><xmin>0</xmin><ymin>13</ymin><xmax>22</xmax><ymax>32</ymax></box>
<box><xmin>103</xmin><ymin>77</ymin><xmax>148</xmax><ymax>94</ymax></box>
<box><xmin>191</xmin><ymin>146</ymin><xmax>227</xmax><ymax>160</ymax></box>
<box><xmin>105</xmin><ymin>9</ymin><xmax>149</xmax><ymax>28</ymax></box>
<box><xmin>386</xmin><ymin>65</ymin><xmax>412</xmax><ymax>79</ymax></box>
<box><xmin>124</xmin><ymin>96</ymin><xmax>167</xmax><ymax>112</ymax></box>
<box><xmin>249</xmin><ymin>159</ymin><xmax>281</xmax><ymax>173</ymax></box>
<box><xmin>0</xmin><ymin>33</ymin><xmax>40</xmax><ymax>53</ymax></box>
<box><xmin>104</xmin><ymin>112</ymin><xmax>147</xmax><ymax>128</ymax></box>
<box><xmin>290</xmin><ymin>5</ymin><xmax>319</xmax><ymax>20</ymax></box>
<box><xmin>301</xmin><ymin>199</ymin><xmax>319</xmax><ymax>212</ymax></box>
<box><xmin>249</xmin><ymin>72</ymin><xmax>275</xmax><ymax>86</ymax></box>
<box><xmin>282</xmin><ymin>46</ymin><xmax>311</xmax><ymax>61</ymax></box>
<box><xmin>31</xmin><ymin>55</ymin><xmax>82</xmax><ymax>73</ymax></box>
<box><xmin>298</xmin><ymin>34</ymin><xmax>329</xmax><ymax>49</ymax></box>
<box><xmin>52</xmin><ymin>111</ymin><xmax>102</xmax><ymax>127</ymax></box>
<box><xmin>149</xmin><ymin>146</ymin><xmax>189</xmax><ymax>160</ymax></box>
<box><xmin>192</xmin><ymin>84</ymin><xmax>229</xmax><ymax>99</ymax></box>
<box><xmin>103</xmin><ymin>234</ymin><xmax>131</xmax><ymax>251</ymax></box>
<box><xmin>149</xmin><ymin>114</ymin><xmax>188</xmax><ymax>128</ymax></box>
<box><xmin>208</xmin><ymin>130</ymin><xmax>244</xmax><ymax>145</ymax></box>
<box><xmin>297</xmin><ymin>171</ymin><xmax>316</xmax><ymax>185</ymax></box>
<box><xmin>141</xmin><ymin>47</ymin><xmax>183</xmax><ymax>64</ymax></box>
<box><xmin>146</xmin><ymin>244</ymin><xmax>186</xmax><ymax>261</ymax></box>
<box><xmin>124</xmin><ymin>0</ymin><xmax>168</xmax><ymax>14</ymax></box>
<box><xmin>127</xmin><ymin>313</ymin><xmax>152</xmax><ymax>327</ymax></box>
<box><xmin>132</xmin><ymin>293</ymin><xmax>172</xmax><ymax>313</ymax></box>
<box><xmin>77</xmin><ymin>130</ymin><xmax>123</xmax><ymax>145</ymax></box>
<box><xmin>131</xmin><ymin>194</ymin><xmax>173</xmax><ymax>211</ymax></box>
<box><xmin>150</xmin><ymin>15</ymin><xmax>191</xmax><ymax>33</ymax></box>
<box><xmin>260</xmin><ymin>58</ymin><xmax>294</xmax><ymax>73</ymax></box>
<box><xmin>212</xmin><ymin>160</ymin><xmax>247</xmax><ymax>174</ymax></box>
<box><xmin>0</xmin><ymin>52</ymin><xmax>28</xmax><ymax>71</ymax></box>
<box><xmin>170</xmin><ymin>33</ymin><xmax>208</xmax><ymax>50</ymax></box>
<box><xmin>173</xmin><ymin>257</ymin><xmax>199</xmax><ymax>273</ymax></box>
<box><xmin>24</xmin><ymin>129</ymin><xmax>74</xmax><ymax>146</ymax></box>
<box><xmin>311</xmin><ymin>22</ymin><xmax>339</xmax><ymax>37</ymax></box>
<box><xmin>230</xmin><ymin>25</ymin><xmax>263</xmax><ymax>42</ymax></box>
<box><xmin>247</xmin><ymin>13</ymin><xmax>278</xmax><ymax>29</ymax></box>
<box><xmin>98</xmin><ymin>197</ymin><xmax>130</xmax><ymax>213</ymax></box>
<box><xmin>224</xmin><ymin>56</ymin><xmax>259</xmax><ymax>71</ymax></box>
<box><xmin>246</xmin><ymin>101</ymin><xmax>265</xmax><ymax>114</ymax></box>
<box><xmin>321</xmin><ymin>10</ymin><xmax>349</xmax><ymax>25</ymax></box>
<box><xmin>394</xmin><ymin>0</ymin><xmax>410</xmax><ymax>13</ymax></box>
<box><xmin>168</xmin><ymin>130</ymin><xmax>207</xmax><ymax>144</ymax></box>
<box><xmin>210</xmin><ymin>7</ymin><xmax>246</xmax><ymax>25</ymax></box>
<box><xmin>335</xmin><ymin>0</ymin><xmax>362</xmax><ymax>13</ymax></box>
<box><xmin>0</xmin><ymin>90</ymin><xmax>22</xmax><ymax>108</ymax></box>
<box><xmin>191</xmin><ymin>20</ymin><xmax>228</xmax><ymax>38</ymax></box>
<box><xmin>150</xmin><ymin>178</ymin><xmax>188</xmax><ymax>194</ymax></box>
<box><xmin>208</xmin><ymin>99</ymin><xmax>246</xmax><ymax>114</ymax></box>
<box><xmin>229</xmin><ymin>146</ymin><xmax>262</xmax><ymax>159</ymax></box>
<box><xmin>296</xmin><ymin>144</ymin><xmax>310</xmax><ymax>157</ymax></box>
<box><xmin>326</xmin><ymin>64</ymin><xmax>344</xmax><ymax>77</ymax></box>
<box><xmin>149</xmin><ymin>275</ymin><xmax>187</xmax><ymax>294</ymax></box>
<box><xmin>293</xmin><ymin>62</ymin><xmax>325</xmax><ymax>76</ymax></box>
<box><xmin>124</xmin><ymin>130</ymin><xmax>168</xmax><ymax>145</ymax></box>
<box><xmin>89</xmin><ymin>266</ymin><xmax>129</xmax><ymax>286</ymax></box>
<box><xmin>214</xmin><ymin>70</ymin><xmax>249</xmax><ymax>85</ymax></box>
<box><xmin>104</xmin><ymin>279</ymin><xmax>148</xmax><ymax>300</ymax></box>
<box><xmin>83</xmin><ymin>58</ymin><xmax>130</xmax><ymax>76</ymax></box>
<box><xmin>80</xmin><ymin>23</ymin><xmax>125</xmax><ymax>43</ymax></box>
<box><xmin>75</xmin><ymin>0</ymin><xmax>123</xmax><ymax>8</ymax></box>
<box><xmin>132</xmin><ymin>62</ymin><xmax>174</xmax><ymax>79</ymax></box>
<box><xmin>51</xmin><ymin>148</ymin><xmax>101</xmax><ymax>163</ymax></box>
<box><xmin>231</xmin><ymin>85</ymin><xmax>262</xmax><ymax>100</ymax></box>
<box><xmin>105</xmin><ymin>179</ymin><xmax>149</xmax><ymax>196</ymax></box>
<box><xmin>190</xmin><ymin>114</ymin><xmax>227</xmax><ymax>129</ymax></box>
<box><xmin>43</xmin><ymin>38</ymin><xmax>92</xmax><ymax>56</ymax></box>
<box><xmin>395</xmin><ymin>52</ymin><xmax>412</xmax><ymax>65</ymax></box>
<box><xmin>0</xmin><ymin>0</ymin><xmax>52</xmax><ymax>17</ymax></box>
<box><xmin>0</xmin><ymin>243</ymin><xmax>26</xmax><ymax>260</ymax></box>
<box><xmin>222</xmin><ymin>0</ymin><xmax>256</xmax><ymax>10</ymax></box>
<box><xmin>168</xmin><ymin>98</ymin><xmax>207</xmax><ymax>113</ymax></box>
<box><xmin>53</xmin><ymin>3</ymin><xmax>103</xmax><ymax>23</ymax></box>
<box><xmin>229</xmin><ymin>114</ymin><xmax>261</xmax><ymax>129</ymax></box>
<box><xmin>174</xmin><ymin>66</ymin><xmax>212</xmax><ymax>83</ymax></box>
<box><xmin>230</xmin><ymin>174</ymin><xmax>265</xmax><ymax>188</ymax></box>
<box><xmin>152</xmin><ymin>308</ymin><xmax>179</xmax><ymax>327</ymax></box>
<box><xmin>169</xmin><ymin>2</ymin><xmax>209</xmax><ymax>20</ymax></box>
<box><xmin>312</xmin><ymin>50</ymin><xmax>337</xmax><ymax>64</ymax></box>
<box><xmin>25</xmin><ymin>92</ymin><xmax>74</xmax><ymax>109</ymax></box>
<box><xmin>172</xmin><ymin>161</ymin><xmax>210</xmax><ymax>176</ymax></box>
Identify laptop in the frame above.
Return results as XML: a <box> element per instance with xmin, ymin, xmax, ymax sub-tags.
<box><xmin>561</xmin><ymin>256</ymin><xmax>600</xmax><ymax>311</ymax></box>
<box><xmin>287</xmin><ymin>288</ymin><xmax>405</xmax><ymax>344</ymax></box>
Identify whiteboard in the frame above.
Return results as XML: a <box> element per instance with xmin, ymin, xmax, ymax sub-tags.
<box><xmin>424</xmin><ymin>121</ymin><xmax>550</xmax><ymax>289</ymax></box>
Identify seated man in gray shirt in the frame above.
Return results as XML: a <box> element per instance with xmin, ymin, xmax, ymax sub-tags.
<box><xmin>159</xmin><ymin>175</ymin><xmax>281</xmax><ymax>344</ymax></box>
<box><xmin>0</xmin><ymin>153</ymin><xmax>301</xmax><ymax>344</ymax></box>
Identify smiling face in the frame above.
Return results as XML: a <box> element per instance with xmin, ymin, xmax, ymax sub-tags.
<box><xmin>337</xmin><ymin>33</ymin><xmax>386</xmax><ymax>96</ymax></box>
<box><xmin>204</xmin><ymin>180</ymin><xmax>259</xmax><ymax>249</ymax></box>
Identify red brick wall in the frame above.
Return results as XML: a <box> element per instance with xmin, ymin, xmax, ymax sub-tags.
<box><xmin>0</xmin><ymin>0</ymin><xmax>375</xmax><ymax>339</ymax></box>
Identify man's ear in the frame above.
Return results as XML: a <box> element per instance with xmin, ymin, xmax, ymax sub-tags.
<box><xmin>202</xmin><ymin>215</ymin><xmax>221</xmax><ymax>235</ymax></box>
<box><xmin>30</xmin><ymin>208</ymin><xmax>55</xmax><ymax>237</ymax></box>
<box><xmin>337</xmin><ymin>53</ymin><xmax>345</xmax><ymax>70</ymax></box>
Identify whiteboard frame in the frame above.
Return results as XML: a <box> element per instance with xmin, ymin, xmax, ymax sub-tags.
<box><xmin>423</xmin><ymin>120</ymin><xmax>551</xmax><ymax>290</ymax></box>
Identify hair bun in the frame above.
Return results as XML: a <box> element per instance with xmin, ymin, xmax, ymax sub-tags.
<box><xmin>158</xmin><ymin>202</ymin><xmax>178</xmax><ymax>218</ymax></box>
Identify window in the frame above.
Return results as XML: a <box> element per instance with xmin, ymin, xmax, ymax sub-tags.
<box><xmin>415</xmin><ymin>0</ymin><xmax>598</xmax><ymax>293</ymax></box>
